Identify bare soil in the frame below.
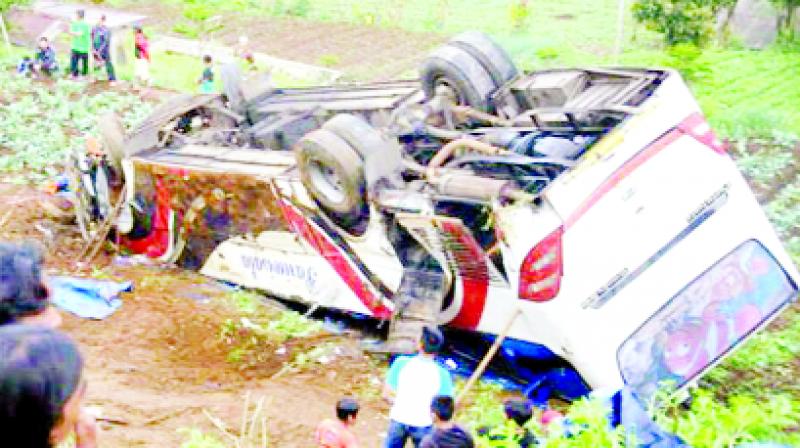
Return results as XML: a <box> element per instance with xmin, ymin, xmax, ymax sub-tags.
<box><xmin>88</xmin><ymin>0</ymin><xmax>445</xmax><ymax>81</ymax></box>
<box><xmin>0</xmin><ymin>182</ymin><xmax>391</xmax><ymax>446</ymax></box>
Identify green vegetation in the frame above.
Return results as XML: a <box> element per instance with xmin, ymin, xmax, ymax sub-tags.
<box><xmin>0</xmin><ymin>0</ymin><xmax>29</xmax><ymax>13</ymax></box>
<box><xmin>632</xmin><ymin>0</ymin><xmax>718</xmax><ymax>46</ymax></box>
<box><xmin>0</xmin><ymin>55</ymin><xmax>152</xmax><ymax>180</ymax></box>
<box><xmin>219</xmin><ymin>290</ymin><xmax>324</xmax><ymax>370</ymax></box>
<box><xmin>657</xmin><ymin>389</ymin><xmax>800</xmax><ymax>446</ymax></box>
<box><xmin>140</xmin><ymin>0</ymin><xmax>800</xmax><ymax>137</ymax></box>
<box><xmin>456</xmin><ymin>381</ymin><xmax>800</xmax><ymax>447</ymax></box>
<box><xmin>770</xmin><ymin>0</ymin><xmax>800</xmax><ymax>36</ymax></box>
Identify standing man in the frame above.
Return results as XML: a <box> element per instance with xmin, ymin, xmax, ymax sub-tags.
<box><xmin>69</xmin><ymin>9</ymin><xmax>91</xmax><ymax>80</ymax></box>
<box><xmin>383</xmin><ymin>326</ymin><xmax>454</xmax><ymax>448</ymax></box>
<box><xmin>91</xmin><ymin>15</ymin><xmax>116</xmax><ymax>86</ymax></box>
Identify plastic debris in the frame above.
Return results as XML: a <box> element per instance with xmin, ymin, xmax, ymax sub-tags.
<box><xmin>50</xmin><ymin>276</ymin><xmax>132</xmax><ymax>319</ymax></box>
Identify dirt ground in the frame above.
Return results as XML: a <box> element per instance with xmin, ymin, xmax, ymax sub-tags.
<box><xmin>0</xmin><ymin>183</ymin><xmax>392</xmax><ymax>446</ymax></box>
<box><xmin>95</xmin><ymin>0</ymin><xmax>445</xmax><ymax>81</ymax></box>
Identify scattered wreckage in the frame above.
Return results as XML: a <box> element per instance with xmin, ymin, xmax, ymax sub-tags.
<box><xmin>72</xmin><ymin>32</ymin><xmax>799</xmax><ymax>402</ymax></box>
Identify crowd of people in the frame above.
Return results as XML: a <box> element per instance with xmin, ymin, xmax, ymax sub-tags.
<box><xmin>0</xmin><ymin>242</ymin><xmax>97</xmax><ymax>447</ymax></box>
<box><xmin>0</xmin><ymin>238</ymin><xmax>563</xmax><ymax>447</ymax></box>
<box><xmin>315</xmin><ymin>325</ymin><xmax>564</xmax><ymax>448</ymax></box>
<box><xmin>16</xmin><ymin>9</ymin><xmax>225</xmax><ymax>91</ymax></box>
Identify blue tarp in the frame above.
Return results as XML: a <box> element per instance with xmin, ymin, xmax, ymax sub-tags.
<box><xmin>50</xmin><ymin>276</ymin><xmax>131</xmax><ymax>319</ymax></box>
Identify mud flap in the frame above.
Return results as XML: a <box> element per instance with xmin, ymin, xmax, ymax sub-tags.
<box><xmin>381</xmin><ymin>215</ymin><xmax>455</xmax><ymax>353</ymax></box>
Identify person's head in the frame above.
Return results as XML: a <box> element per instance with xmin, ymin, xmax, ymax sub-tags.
<box><xmin>504</xmin><ymin>398</ymin><xmax>532</xmax><ymax>427</ymax></box>
<box><xmin>38</xmin><ymin>37</ymin><xmax>49</xmax><ymax>49</ymax></box>
<box><xmin>203</xmin><ymin>55</ymin><xmax>212</xmax><ymax>66</ymax></box>
<box><xmin>134</xmin><ymin>25</ymin><xmax>143</xmax><ymax>35</ymax></box>
<box><xmin>76</xmin><ymin>9</ymin><xmax>85</xmax><ymax>20</ymax></box>
<box><xmin>99</xmin><ymin>14</ymin><xmax>107</xmax><ymax>25</ymax></box>
<box><xmin>0</xmin><ymin>242</ymin><xmax>61</xmax><ymax>328</ymax></box>
<box><xmin>431</xmin><ymin>395</ymin><xmax>455</xmax><ymax>424</ymax></box>
<box><xmin>0</xmin><ymin>324</ymin><xmax>85</xmax><ymax>447</ymax></box>
<box><xmin>335</xmin><ymin>397</ymin><xmax>359</xmax><ymax>426</ymax></box>
<box><xmin>420</xmin><ymin>325</ymin><xmax>444</xmax><ymax>355</ymax></box>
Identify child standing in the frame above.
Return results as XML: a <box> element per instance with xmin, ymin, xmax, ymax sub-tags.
<box><xmin>198</xmin><ymin>55</ymin><xmax>214</xmax><ymax>93</ymax></box>
<box><xmin>133</xmin><ymin>26</ymin><xmax>151</xmax><ymax>86</ymax></box>
<box><xmin>315</xmin><ymin>397</ymin><xmax>360</xmax><ymax>448</ymax></box>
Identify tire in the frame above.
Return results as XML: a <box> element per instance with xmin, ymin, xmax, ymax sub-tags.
<box><xmin>448</xmin><ymin>31</ymin><xmax>519</xmax><ymax>88</ymax></box>
<box><xmin>322</xmin><ymin>113</ymin><xmax>382</xmax><ymax>160</ymax></box>
<box><xmin>420</xmin><ymin>44</ymin><xmax>498</xmax><ymax>112</ymax></box>
<box><xmin>220</xmin><ymin>63</ymin><xmax>245</xmax><ymax>114</ymax></box>
<box><xmin>322</xmin><ymin>113</ymin><xmax>403</xmax><ymax>189</ymax></box>
<box><xmin>295</xmin><ymin>128</ymin><xmax>367</xmax><ymax>232</ymax></box>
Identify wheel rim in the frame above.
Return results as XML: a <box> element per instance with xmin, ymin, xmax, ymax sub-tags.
<box><xmin>434</xmin><ymin>77</ymin><xmax>464</xmax><ymax>105</ymax></box>
<box><xmin>308</xmin><ymin>159</ymin><xmax>346</xmax><ymax>205</ymax></box>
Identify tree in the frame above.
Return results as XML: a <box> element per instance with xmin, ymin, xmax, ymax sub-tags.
<box><xmin>632</xmin><ymin>0</ymin><xmax>723</xmax><ymax>46</ymax></box>
<box><xmin>0</xmin><ymin>0</ymin><xmax>29</xmax><ymax>13</ymax></box>
<box><xmin>712</xmin><ymin>0</ymin><xmax>739</xmax><ymax>43</ymax></box>
<box><xmin>769</xmin><ymin>0</ymin><xmax>800</xmax><ymax>37</ymax></box>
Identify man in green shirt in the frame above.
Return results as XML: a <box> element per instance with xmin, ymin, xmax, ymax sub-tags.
<box><xmin>69</xmin><ymin>9</ymin><xmax>91</xmax><ymax>78</ymax></box>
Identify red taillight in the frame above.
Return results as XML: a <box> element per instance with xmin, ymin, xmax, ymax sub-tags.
<box><xmin>679</xmin><ymin>114</ymin><xmax>728</xmax><ymax>154</ymax></box>
<box><xmin>519</xmin><ymin>226</ymin><xmax>563</xmax><ymax>302</ymax></box>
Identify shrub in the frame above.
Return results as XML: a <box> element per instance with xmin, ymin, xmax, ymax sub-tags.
<box><xmin>0</xmin><ymin>0</ymin><xmax>30</xmax><ymax>13</ymax></box>
<box><xmin>657</xmin><ymin>389</ymin><xmax>800</xmax><ymax>447</ymax></box>
<box><xmin>632</xmin><ymin>0</ymin><xmax>716</xmax><ymax>46</ymax></box>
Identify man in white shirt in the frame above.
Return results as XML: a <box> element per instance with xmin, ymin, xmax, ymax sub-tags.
<box><xmin>383</xmin><ymin>326</ymin><xmax>454</xmax><ymax>447</ymax></box>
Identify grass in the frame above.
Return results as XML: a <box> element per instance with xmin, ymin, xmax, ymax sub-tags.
<box><xmin>108</xmin><ymin>0</ymin><xmax>800</xmax><ymax>137</ymax></box>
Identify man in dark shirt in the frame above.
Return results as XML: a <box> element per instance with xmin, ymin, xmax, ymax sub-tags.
<box><xmin>91</xmin><ymin>15</ymin><xmax>116</xmax><ymax>85</ymax></box>
<box><xmin>420</xmin><ymin>396</ymin><xmax>474</xmax><ymax>448</ymax></box>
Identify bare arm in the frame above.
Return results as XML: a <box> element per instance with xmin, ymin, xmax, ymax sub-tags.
<box><xmin>382</xmin><ymin>382</ymin><xmax>396</xmax><ymax>404</ymax></box>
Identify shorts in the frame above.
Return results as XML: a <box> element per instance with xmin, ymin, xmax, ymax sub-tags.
<box><xmin>200</xmin><ymin>80</ymin><xmax>215</xmax><ymax>93</ymax></box>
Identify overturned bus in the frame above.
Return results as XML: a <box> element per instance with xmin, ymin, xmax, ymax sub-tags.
<box><xmin>73</xmin><ymin>32</ymin><xmax>799</xmax><ymax>402</ymax></box>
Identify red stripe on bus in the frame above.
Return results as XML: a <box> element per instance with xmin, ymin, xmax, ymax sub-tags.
<box><xmin>278</xmin><ymin>201</ymin><xmax>393</xmax><ymax>319</ymax></box>
<box><xmin>440</xmin><ymin>221</ymin><xmax>489</xmax><ymax>330</ymax></box>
